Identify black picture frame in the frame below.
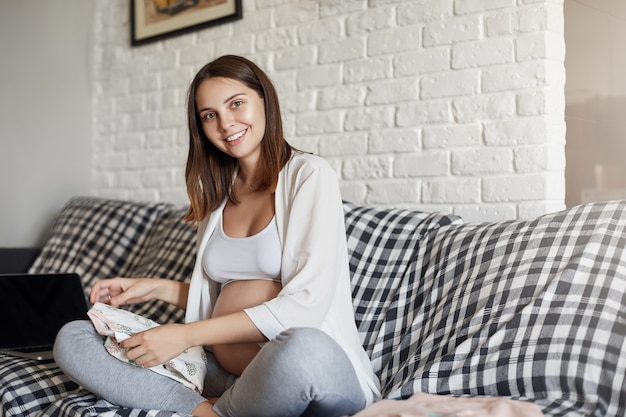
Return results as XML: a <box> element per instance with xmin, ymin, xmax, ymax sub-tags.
<box><xmin>131</xmin><ymin>0</ymin><xmax>242</xmax><ymax>46</ymax></box>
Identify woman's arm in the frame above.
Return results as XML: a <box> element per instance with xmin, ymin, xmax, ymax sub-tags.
<box><xmin>91</xmin><ymin>277</ymin><xmax>190</xmax><ymax>310</ymax></box>
<box><xmin>186</xmin><ymin>311</ymin><xmax>266</xmax><ymax>346</ymax></box>
<box><xmin>120</xmin><ymin>311</ymin><xmax>265</xmax><ymax>368</ymax></box>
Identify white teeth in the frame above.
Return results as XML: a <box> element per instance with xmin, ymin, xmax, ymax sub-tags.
<box><xmin>226</xmin><ymin>130</ymin><xmax>245</xmax><ymax>142</ymax></box>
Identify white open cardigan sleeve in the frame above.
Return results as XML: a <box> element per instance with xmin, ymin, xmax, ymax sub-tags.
<box><xmin>243</xmin><ymin>153</ymin><xmax>349</xmax><ymax>337</ymax></box>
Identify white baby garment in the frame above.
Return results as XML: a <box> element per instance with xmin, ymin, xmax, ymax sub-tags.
<box><xmin>87</xmin><ymin>302</ymin><xmax>207</xmax><ymax>393</ymax></box>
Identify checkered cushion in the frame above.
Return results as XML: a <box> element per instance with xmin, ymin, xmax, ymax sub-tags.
<box><xmin>0</xmin><ymin>350</ymin><xmax>183</xmax><ymax>417</ymax></box>
<box><xmin>2</xmin><ymin>198</ymin><xmax>195</xmax><ymax>417</ymax></box>
<box><xmin>124</xmin><ymin>206</ymin><xmax>197</xmax><ymax>324</ymax></box>
<box><xmin>349</xmin><ymin>200</ymin><xmax>626</xmax><ymax>417</ymax></box>
<box><xmin>28</xmin><ymin>197</ymin><xmax>167</xmax><ymax>293</ymax></box>
<box><xmin>27</xmin><ymin>197</ymin><xmax>197</xmax><ymax>325</ymax></box>
<box><xmin>343</xmin><ymin>202</ymin><xmax>462</xmax><ymax>368</ymax></box>
<box><xmin>0</xmin><ymin>354</ymin><xmax>81</xmax><ymax>416</ymax></box>
<box><xmin>4</xmin><ymin>198</ymin><xmax>626</xmax><ymax>417</ymax></box>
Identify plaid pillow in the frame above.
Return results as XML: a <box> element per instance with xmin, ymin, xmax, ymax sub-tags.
<box><xmin>0</xmin><ymin>351</ymin><xmax>181</xmax><ymax>417</ymax></box>
<box><xmin>3</xmin><ymin>199</ymin><xmax>195</xmax><ymax>417</ymax></box>
<box><xmin>124</xmin><ymin>206</ymin><xmax>197</xmax><ymax>324</ymax></box>
<box><xmin>343</xmin><ymin>202</ymin><xmax>462</xmax><ymax>378</ymax></box>
<box><xmin>361</xmin><ymin>201</ymin><xmax>626</xmax><ymax>417</ymax></box>
<box><xmin>0</xmin><ymin>354</ymin><xmax>81</xmax><ymax>416</ymax></box>
<box><xmin>28</xmin><ymin>197</ymin><xmax>167</xmax><ymax>294</ymax></box>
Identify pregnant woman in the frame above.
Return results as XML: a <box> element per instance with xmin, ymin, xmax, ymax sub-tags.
<box><xmin>53</xmin><ymin>54</ymin><xmax>380</xmax><ymax>417</ymax></box>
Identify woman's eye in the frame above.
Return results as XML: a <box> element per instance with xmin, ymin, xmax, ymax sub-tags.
<box><xmin>232</xmin><ymin>100</ymin><xmax>243</xmax><ymax>108</ymax></box>
<box><xmin>203</xmin><ymin>112</ymin><xmax>215</xmax><ymax>120</ymax></box>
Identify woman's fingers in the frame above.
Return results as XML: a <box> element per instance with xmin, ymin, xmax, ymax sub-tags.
<box><xmin>119</xmin><ymin>325</ymin><xmax>185</xmax><ymax>368</ymax></box>
<box><xmin>91</xmin><ymin>278</ymin><xmax>146</xmax><ymax>307</ymax></box>
<box><xmin>122</xmin><ymin>342</ymin><xmax>159</xmax><ymax>368</ymax></box>
<box><xmin>121</xmin><ymin>335</ymin><xmax>146</xmax><ymax>364</ymax></box>
<box><xmin>90</xmin><ymin>278</ymin><xmax>126</xmax><ymax>304</ymax></box>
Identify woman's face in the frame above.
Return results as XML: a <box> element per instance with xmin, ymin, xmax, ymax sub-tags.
<box><xmin>195</xmin><ymin>77</ymin><xmax>266</xmax><ymax>166</ymax></box>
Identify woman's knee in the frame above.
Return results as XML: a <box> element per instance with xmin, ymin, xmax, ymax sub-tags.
<box><xmin>276</xmin><ymin>327</ymin><xmax>329</xmax><ymax>352</ymax></box>
<box><xmin>53</xmin><ymin>320</ymin><xmax>96</xmax><ymax>366</ymax></box>
<box><xmin>271</xmin><ymin>328</ymin><xmax>346</xmax><ymax>373</ymax></box>
<box><xmin>216</xmin><ymin>328</ymin><xmax>364</xmax><ymax>416</ymax></box>
<box><xmin>54</xmin><ymin>319</ymin><xmax>94</xmax><ymax>345</ymax></box>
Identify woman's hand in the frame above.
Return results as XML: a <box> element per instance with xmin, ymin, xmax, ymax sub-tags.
<box><xmin>90</xmin><ymin>277</ymin><xmax>162</xmax><ymax>307</ymax></box>
<box><xmin>120</xmin><ymin>323</ymin><xmax>189</xmax><ymax>368</ymax></box>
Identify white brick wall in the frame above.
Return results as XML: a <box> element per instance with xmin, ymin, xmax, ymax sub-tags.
<box><xmin>92</xmin><ymin>0</ymin><xmax>566</xmax><ymax>222</ymax></box>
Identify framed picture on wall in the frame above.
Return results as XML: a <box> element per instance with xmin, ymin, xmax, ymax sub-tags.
<box><xmin>131</xmin><ymin>0</ymin><xmax>242</xmax><ymax>46</ymax></box>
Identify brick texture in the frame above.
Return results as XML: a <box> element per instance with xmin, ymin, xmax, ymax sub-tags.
<box><xmin>92</xmin><ymin>0</ymin><xmax>566</xmax><ymax>221</ymax></box>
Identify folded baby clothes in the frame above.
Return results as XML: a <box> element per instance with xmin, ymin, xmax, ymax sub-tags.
<box><xmin>87</xmin><ymin>302</ymin><xmax>207</xmax><ymax>393</ymax></box>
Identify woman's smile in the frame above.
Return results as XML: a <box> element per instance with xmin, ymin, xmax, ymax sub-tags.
<box><xmin>195</xmin><ymin>77</ymin><xmax>266</xmax><ymax>165</ymax></box>
<box><xmin>225</xmin><ymin>129</ymin><xmax>247</xmax><ymax>144</ymax></box>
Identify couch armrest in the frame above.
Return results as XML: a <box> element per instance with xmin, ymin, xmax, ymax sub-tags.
<box><xmin>0</xmin><ymin>247</ymin><xmax>41</xmax><ymax>274</ymax></box>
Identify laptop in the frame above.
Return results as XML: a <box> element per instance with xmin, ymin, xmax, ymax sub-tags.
<box><xmin>0</xmin><ymin>273</ymin><xmax>90</xmax><ymax>361</ymax></box>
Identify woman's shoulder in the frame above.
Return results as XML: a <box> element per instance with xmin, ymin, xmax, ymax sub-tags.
<box><xmin>285</xmin><ymin>150</ymin><xmax>333</xmax><ymax>173</ymax></box>
<box><xmin>279</xmin><ymin>151</ymin><xmax>339</xmax><ymax>190</ymax></box>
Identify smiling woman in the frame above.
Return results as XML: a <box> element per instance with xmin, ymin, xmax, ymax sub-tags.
<box><xmin>184</xmin><ymin>55</ymin><xmax>291</xmax><ymax>216</ymax></box>
<box><xmin>194</xmin><ymin>77</ymin><xmax>267</xmax><ymax>172</ymax></box>
<box><xmin>53</xmin><ymin>55</ymin><xmax>381</xmax><ymax>417</ymax></box>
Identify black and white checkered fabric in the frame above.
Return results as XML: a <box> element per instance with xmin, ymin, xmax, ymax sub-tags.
<box><xmin>2</xmin><ymin>198</ymin><xmax>626</xmax><ymax>417</ymax></box>
<box><xmin>0</xmin><ymin>354</ymin><xmax>82</xmax><ymax>416</ymax></box>
<box><xmin>344</xmin><ymin>202</ymin><xmax>462</xmax><ymax>362</ymax></box>
<box><xmin>348</xmin><ymin>200</ymin><xmax>626</xmax><ymax>417</ymax></box>
<box><xmin>29</xmin><ymin>197</ymin><xmax>165</xmax><ymax>284</ymax></box>
<box><xmin>28</xmin><ymin>196</ymin><xmax>197</xmax><ymax>325</ymax></box>
<box><xmin>2</xmin><ymin>197</ymin><xmax>197</xmax><ymax>416</ymax></box>
<box><xmin>123</xmin><ymin>205</ymin><xmax>197</xmax><ymax>324</ymax></box>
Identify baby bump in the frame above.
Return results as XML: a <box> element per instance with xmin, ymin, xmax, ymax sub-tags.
<box><xmin>211</xmin><ymin>279</ymin><xmax>282</xmax><ymax>375</ymax></box>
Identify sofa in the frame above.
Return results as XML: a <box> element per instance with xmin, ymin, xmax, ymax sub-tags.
<box><xmin>1</xmin><ymin>196</ymin><xmax>625</xmax><ymax>416</ymax></box>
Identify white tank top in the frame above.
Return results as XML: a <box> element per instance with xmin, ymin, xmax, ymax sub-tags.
<box><xmin>202</xmin><ymin>215</ymin><xmax>282</xmax><ymax>286</ymax></box>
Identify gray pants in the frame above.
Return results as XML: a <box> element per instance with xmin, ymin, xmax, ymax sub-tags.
<box><xmin>54</xmin><ymin>321</ymin><xmax>366</xmax><ymax>417</ymax></box>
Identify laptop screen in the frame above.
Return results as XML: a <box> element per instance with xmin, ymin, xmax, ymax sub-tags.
<box><xmin>0</xmin><ymin>273</ymin><xmax>89</xmax><ymax>350</ymax></box>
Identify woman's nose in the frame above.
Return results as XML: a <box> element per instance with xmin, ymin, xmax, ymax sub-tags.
<box><xmin>219</xmin><ymin>112</ymin><xmax>234</xmax><ymax>131</ymax></box>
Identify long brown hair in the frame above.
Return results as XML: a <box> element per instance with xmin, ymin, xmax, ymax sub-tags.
<box><xmin>184</xmin><ymin>55</ymin><xmax>293</xmax><ymax>223</ymax></box>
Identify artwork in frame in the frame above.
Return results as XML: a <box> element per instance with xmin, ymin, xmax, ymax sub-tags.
<box><xmin>131</xmin><ymin>0</ymin><xmax>242</xmax><ymax>46</ymax></box>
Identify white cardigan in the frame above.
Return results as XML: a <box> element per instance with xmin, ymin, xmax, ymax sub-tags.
<box><xmin>185</xmin><ymin>151</ymin><xmax>380</xmax><ymax>405</ymax></box>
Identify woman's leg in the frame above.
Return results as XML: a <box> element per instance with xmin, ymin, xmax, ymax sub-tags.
<box><xmin>213</xmin><ymin>327</ymin><xmax>367</xmax><ymax>417</ymax></box>
<box><xmin>53</xmin><ymin>320</ymin><xmax>208</xmax><ymax>414</ymax></box>
<box><xmin>201</xmin><ymin>348</ymin><xmax>238</xmax><ymax>398</ymax></box>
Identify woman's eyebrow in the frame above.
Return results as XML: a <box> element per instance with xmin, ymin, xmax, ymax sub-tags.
<box><xmin>223</xmin><ymin>93</ymin><xmax>246</xmax><ymax>104</ymax></box>
<box><xmin>198</xmin><ymin>93</ymin><xmax>247</xmax><ymax>113</ymax></box>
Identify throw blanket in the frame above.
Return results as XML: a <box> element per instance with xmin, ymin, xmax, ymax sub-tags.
<box><xmin>352</xmin><ymin>393</ymin><xmax>543</xmax><ymax>417</ymax></box>
<box><xmin>88</xmin><ymin>303</ymin><xmax>207</xmax><ymax>393</ymax></box>
<box><xmin>345</xmin><ymin>200</ymin><xmax>626</xmax><ymax>416</ymax></box>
